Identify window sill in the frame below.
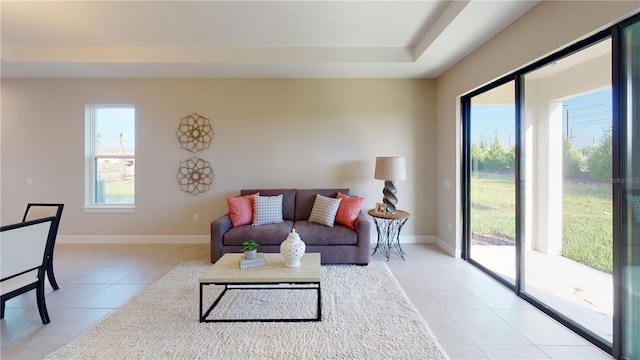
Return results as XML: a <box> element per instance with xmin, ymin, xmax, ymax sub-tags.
<box><xmin>83</xmin><ymin>206</ymin><xmax>136</xmax><ymax>214</ymax></box>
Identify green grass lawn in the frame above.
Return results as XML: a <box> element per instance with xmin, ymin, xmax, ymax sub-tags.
<box><xmin>471</xmin><ymin>172</ymin><xmax>516</xmax><ymax>240</ymax></box>
<box><xmin>471</xmin><ymin>172</ymin><xmax>612</xmax><ymax>274</ymax></box>
<box><xmin>562</xmin><ymin>182</ymin><xmax>612</xmax><ymax>273</ymax></box>
<box><xmin>104</xmin><ymin>179</ymin><xmax>135</xmax><ymax>203</ymax></box>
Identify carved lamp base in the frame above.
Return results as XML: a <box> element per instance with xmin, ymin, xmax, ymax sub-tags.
<box><xmin>382</xmin><ymin>180</ymin><xmax>398</xmax><ymax>214</ymax></box>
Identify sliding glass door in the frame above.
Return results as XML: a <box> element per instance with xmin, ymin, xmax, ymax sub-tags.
<box><xmin>466</xmin><ymin>81</ymin><xmax>517</xmax><ymax>286</ymax></box>
<box><xmin>522</xmin><ymin>39</ymin><xmax>613</xmax><ymax>345</ymax></box>
<box><xmin>462</xmin><ymin>13</ymin><xmax>640</xmax><ymax>356</ymax></box>
<box><xmin>619</xmin><ymin>17</ymin><xmax>640</xmax><ymax>360</ymax></box>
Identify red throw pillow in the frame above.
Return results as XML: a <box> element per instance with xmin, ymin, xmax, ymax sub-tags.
<box><xmin>226</xmin><ymin>192</ymin><xmax>259</xmax><ymax>227</ymax></box>
<box><xmin>335</xmin><ymin>192</ymin><xmax>364</xmax><ymax>229</ymax></box>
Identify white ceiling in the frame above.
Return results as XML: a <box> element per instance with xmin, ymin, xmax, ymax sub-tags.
<box><xmin>0</xmin><ymin>0</ymin><xmax>539</xmax><ymax>79</ymax></box>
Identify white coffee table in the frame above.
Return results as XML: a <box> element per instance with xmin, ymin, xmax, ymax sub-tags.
<box><xmin>199</xmin><ymin>253</ymin><xmax>321</xmax><ymax>322</ymax></box>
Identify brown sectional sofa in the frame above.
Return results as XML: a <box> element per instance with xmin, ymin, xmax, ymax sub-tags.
<box><xmin>210</xmin><ymin>189</ymin><xmax>371</xmax><ymax>265</ymax></box>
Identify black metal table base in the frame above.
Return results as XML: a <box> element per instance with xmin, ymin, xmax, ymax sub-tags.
<box><xmin>199</xmin><ymin>282</ymin><xmax>321</xmax><ymax>322</ymax></box>
<box><xmin>371</xmin><ymin>217</ymin><xmax>408</xmax><ymax>261</ymax></box>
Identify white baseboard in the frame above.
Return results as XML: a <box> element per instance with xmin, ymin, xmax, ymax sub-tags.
<box><xmin>378</xmin><ymin>235</ymin><xmax>460</xmax><ymax>258</ymax></box>
<box><xmin>398</xmin><ymin>235</ymin><xmax>460</xmax><ymax>258</ymax></box>
<box><xmin>433</xmin><ymin>236</ymin><xmax>461</xmax><ymax>258</ymax></box>
<box><xmin>397</xmin><ymin>235</ymin><xmax>435</xmax><ymax>244</ymax></box>
<box><xmin>57</xmin><ymin>235</ymin><xmax>210</xmax><ymax>244</ymax></box>
<box><xmin>61</xmin><ymin>235</ymin><xmax>435</xmax><ymax>245</ymax></box>
<box><xmin>58</xmin><ymin>234</ymin><xmax>462</xmax><ymax>258</ymax></box>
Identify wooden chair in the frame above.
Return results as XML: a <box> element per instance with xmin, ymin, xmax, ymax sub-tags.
<box><xmin>1</xmin><ymin>217</ymin><xmax>56</xmax><ymax>324</ymax></box>
<box><xmin>22</xmin><ymin>203</ymin><xmax>64</xmax><ymax>290</ymax></box>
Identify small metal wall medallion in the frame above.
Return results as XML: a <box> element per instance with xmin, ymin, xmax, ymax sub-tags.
<box><xmin>175</xmin><ymin>113</ymin><xmax>214</xmax><ymax>154</ymax></box>
<box><xmin>176</xmin><ymin>156</ymin><xmax>214</xmax><ymax>196</ymax></box>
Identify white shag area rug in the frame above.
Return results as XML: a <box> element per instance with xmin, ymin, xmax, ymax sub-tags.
<box><xmin>45</xmin><ymin>261</ymin><xmax>448</xmax><ymax>360</ymax></box>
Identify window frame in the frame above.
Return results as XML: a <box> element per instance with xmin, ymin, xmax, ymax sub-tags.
<box><xmin>83</xmin><ymin>104</ymin><xmax>136</xmax><ymax>213</ymax></box>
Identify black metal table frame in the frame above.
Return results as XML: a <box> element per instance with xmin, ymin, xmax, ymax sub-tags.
<box><xmin>371</xmin><ymin>217</ymin><xmax>409</xmax><ymax>261</ymax></box>
<box><xmin>199</xmin><ymin>281</ymin><xmax>321</xmax><ymax>322</ymax></box>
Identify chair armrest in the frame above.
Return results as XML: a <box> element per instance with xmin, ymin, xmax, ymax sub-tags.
<box><xmin>210</xmin><ymin>213</ymin><xmax>232</xmax><ymax>263</ymax></box>
<box><xmin>354</xmin><ymin>211</ymin><xmax>371</xmax><ymax>264</ymax></box>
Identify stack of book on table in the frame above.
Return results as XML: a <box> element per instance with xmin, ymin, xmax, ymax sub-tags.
<box><xmin>239</xmin><ymin>253</ymin><xmax>266</xmax><ymax>269</ymax></box>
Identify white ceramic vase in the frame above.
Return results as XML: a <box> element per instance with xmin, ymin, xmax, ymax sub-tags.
<box><xmin>280</xmin><ymin>228</ymin><xmax>306</xmax><ymax>267</ymax></box>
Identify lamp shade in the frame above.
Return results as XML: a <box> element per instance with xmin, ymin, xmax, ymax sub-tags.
<box><xmin>374</xmin><ymin>156</ymin><xmax>407</xmax><ymax>181</ymax></box>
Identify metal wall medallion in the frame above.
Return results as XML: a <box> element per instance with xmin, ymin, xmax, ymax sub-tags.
<box><xmin>176</xmin><ymin>156</ymin><xmax>214</xmax><ymax>196</ymax></box>
<box><xmin>175</xmin><ymin>113</ymin><xmax>213</xmax><ymax>154</ymax></box>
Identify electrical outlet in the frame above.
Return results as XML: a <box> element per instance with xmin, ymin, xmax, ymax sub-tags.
<box><xmin>444</xmin><ymin>179</ymin><xmax>452</xmax><ymax>188</ymax></box>
<box><xmin>27</xmin><ymin>177</ymin><xmax>33</xmax><ymax>186</ymax></box>
<box><xmin>447</xmin><ymin>222</ymin><xmax>452</xmax><ymax>231</ymax></box>
<box><xmin>193</xmin><ymin>214</ymin><xmax>199</xmax><ymax>222</ymax></box>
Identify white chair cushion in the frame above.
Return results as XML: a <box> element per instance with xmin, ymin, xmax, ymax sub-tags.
<box><xmin>0</xmin><ymin>270</ymin><xmax>38</xmax><ymax>295</ymax></box>
<box><xmin>1</xmin><ymin>221</ymin><xmax>50</xmax><ymax>281</ymax></box>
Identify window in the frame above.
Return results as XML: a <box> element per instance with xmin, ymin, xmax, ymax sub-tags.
<box><xmin>84</xmin><ymin>105</ymin><xmax>135</xmax><ymax>211</ymax></box>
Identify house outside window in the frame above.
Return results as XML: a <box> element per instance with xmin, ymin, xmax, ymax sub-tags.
<box><xmin>84</xmin><ymin>105</ymin><xmax>135</xmax><ymax>212</ymax></box>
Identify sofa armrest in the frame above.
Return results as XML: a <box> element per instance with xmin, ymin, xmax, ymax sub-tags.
<box><xmin>210</xmin><ymin>213</ymin><xmax>232</xmax><ymax>263</ymax></box>
<box><xmin>354</xmin><ymin>211</ymin><xmax>371</xmax><ymax>264</ymax></box>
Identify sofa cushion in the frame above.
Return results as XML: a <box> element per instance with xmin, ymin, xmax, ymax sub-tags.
<box><xmin>295</xmin><ymin>189</ymin><xmax>349</xmax><ymax>221</ymax></box>
<box><xmin>335</xmin><ymin>192</ymin><xmax>364</xmax><ymax>229</ymax></box>
<box><xmin>308</xmin><ymin>194</ymin><xmax>342</xmax><ymax>227</ymax></box>
<box><xmin>223</xmin><ymin>220</ymin><xmax>294</xmax><ymax>246</ymax></box>
<box><xmin>294</xmin><ymin>220</ymin><xmax>358</xmax><ymax>245</ymax></box>
<box><xmin>226</xmin><ymin>192</ymin><xmax>259</xmax><ymax>227</ymax></box>
<box><xmin>253</xmin><ymin>195</ymin><xmax>284</xmax><ymax>225</ymax></box>
<box><xmin>242</xmin><ymin>189</ymin><xmax>296</xmax><ymax>221</ymax></box>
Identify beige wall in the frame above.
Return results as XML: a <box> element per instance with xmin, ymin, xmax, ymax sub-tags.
<box><xmin>435</xmin><ymin>1</ymin><xmax>639</xmax><ymax>255</ymax></box>
<box><xmin>2</xmin><ymin>1</ymin><xmax>638</xmax><ymax>253</ymax></box>
<box><xmin>1</xmin><ymin>79</ymin><xmax>436</xmax><ymax>243</ymax></box>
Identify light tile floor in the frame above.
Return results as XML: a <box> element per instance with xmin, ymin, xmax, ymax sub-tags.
<box><xmin>471</xmin><ymin>246</ymin><xmax>613</xmax><ymax>343</ymax></box>
<box><xmin>1</xmin><ymin>243</ymin><xmax>613</xmax><ymax>359</ymax></box>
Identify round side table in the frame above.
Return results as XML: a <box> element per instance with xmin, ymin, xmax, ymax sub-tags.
<box><xmin>368</xmin><ymin>209</ymin><xmax>410</xmax><ymax>261</ymax></box>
